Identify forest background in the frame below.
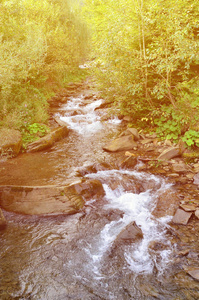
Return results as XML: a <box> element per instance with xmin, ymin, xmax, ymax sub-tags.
<box><xmin>0</xmin><ymin>0</ymin><xmax>199</xmax><ymax>148</ymax></box>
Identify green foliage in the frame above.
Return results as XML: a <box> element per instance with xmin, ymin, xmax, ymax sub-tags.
<box><xmin>0</xmin><ymin>0</ymin><xmax>89</xmax><ymax>134</ymax></box>
<box><xmin>84</xmin><ymin>0</ymin><xmax>199</xmax><ymax>146</ymax></box>
<box><xmin>22</xmin><ymin>123</ymin><xmax>50</xmax><ymax>148</ymax></box>
<box><xmin>154</xmin><ymin>103</ymin><xmax>199</xmax><ymax>146</ymax></box>
<box><xmin>182</xmin><ymin>130</ymin><xmax>199</xmax><ymax>147</ymax></box>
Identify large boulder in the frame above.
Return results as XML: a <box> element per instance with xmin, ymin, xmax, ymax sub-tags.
<box><xmin>103</xmin><ymin>135</ymin><xmax>137</xmax><ymax>152</ymax></box>
<box><xmin>26</xmin><ymin>126</ymin><xmax>69</xmax><ymax>152</ymax></box>
<box><xmin>0</xmin><ymin>184</ymin><xmax>84</xmax><ymax>215</ymax></box>
<box><xmin>0</xmin><ymin>128</ymin><xmax>22</xmax><ymax>157</ymax></box>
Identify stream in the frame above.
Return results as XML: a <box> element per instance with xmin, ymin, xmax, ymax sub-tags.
<box><xmin>0</xmin><ymin>82</ymin><xmax>199</xmax><ymax>299</ymax></box>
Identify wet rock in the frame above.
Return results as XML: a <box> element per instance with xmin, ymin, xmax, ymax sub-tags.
<box><xmin>180</xmin><ymin>203</ymin><xmax>197</xmax><ymax>212</ymax></box>
<box><xmin>183</xmin><ymin>266</ymin><xmax>199</xmax><ymax>281</ymax></box>
<box><xmin>77</xmin><ymin>162</ymin><xmax>111</xmax><ymax>176</ymax></box>
<box><xmin>0</xmin><ymin>208</ymin><xmax>6</xmax><ymax>229</ymax></box>
<box><xmin>26</xmin><ymin>126</ymin><xmax>69</xmax><ymax>152</ymax></box>
<box><xmin>102</xmin><ymin>209</ymin><xmax>124</xmax><ymax>222</ymax></box>
<box><xmin>172</xmin><ymin>208</ymin><xmax>192</xmax><ymax>225</ymax></box>
<box><xmin>119</xmin><ymin>156</ymin><xmax>137</xmax><ymax>169</ymax></box>
<box><xmin>54</xmin><ymin>116</ymin><xmax>68</xmax><ymax>127</ymax></box>
<box><xmin>157</xmin><ymin>147</ymin><xmax>182</xmax><ymax>161</ymax></box>
<box><xmin>0</xmin><ymin>184</ymin><xmax>84</xmax><ymax>215</ymax></box>
<box><xmin>171</xmin><ymin>162</ymin><xmax>189</xmax><ymax>173</ymax></box>
<box><xmin>94</xmin><ymin>100</ymin><xmax>112</xmax><ymax>110</ymax></box>
<box><xmin>111</xmin><ymin>221</ymin><xmax>143</xmax><ymax>251</ymax></box>
<box><xmin>177</xmin><ymin>249</ymin><xmax>190</xmax><ymax>256</ymax></box>
<box><xmin>103</xmin><ymin>135</ymin><xmax>137</xmax><ymax>152</ymax></box>
<box><xmin>164</xmin><ymin>139</ymin><xmax>173</xmax><ymax>147</ymax></box>
<box><xmin>193</xmin><ymin>163</ymin><xmax>199</xmax><ymax>173</ymax></box>
<box><xmin>195</xmin><ymin>210</ymin><xmax>199</xmax><ymax>219</ymax></box>
<box><xmin>193</xmin><ymin>173</ymin><xmax>199</xmax><ymax>185</ymax></box>
<box><xmin>186</xmin><ymin>173</ymin><xmax>195</xmax><ymax>180</ymax></box>
<box><xmin>167</xmin><ymin>173</ymin><xmax>180</xmax><ymax>178</ymax></box>
<box><xmin>126</xmin><ymin>128</ymin><xmax>140</xmax><ymax>141</ymax></box>
<box><xmin>140</xmin><ymin>138</ymin><xmax>153</xmax><ymax>145</ymax></box>
<box><xmin>73</xmin><ymin>179</ymin><xmax>105</xmax><ymax>200</ymax></box>
<box><xmin>123</xmin><ymin>116</ymin><xmax>132</xmax><ymax>122</ymax></box>
<box><xmin>105</xmin><ymin>174</ymin><xmax>142</xmax><ymax>194</ymax></box>
<box><xmin>0</xmin><ymin>128</ymin><xmax>22</xmax><ymax>157</ymax></box>
<box><xmin>152</xmin><ymin>189</ymin><xmax>180</xmax><ymax>218</ymax></box>
<box><xmin>148</xmin><ymin>241</ymin><xmax>169</xmax><ymax>255</ymax></box>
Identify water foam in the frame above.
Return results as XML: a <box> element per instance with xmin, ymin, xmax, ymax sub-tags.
<box><xmin>59</xmin><ymin>97</ymin><xmax>103</xmax><ymax>135</ymax></box>
<box><xmin>85</xmin><ymin>170</ymin><xmax>174</xmax><ymax>276</ymax></box>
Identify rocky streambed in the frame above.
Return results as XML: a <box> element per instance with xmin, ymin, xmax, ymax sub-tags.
<box><xmin>0</xmin><ymin>78</ymin><xmax>199</xmax><ymax>299</ymax></box>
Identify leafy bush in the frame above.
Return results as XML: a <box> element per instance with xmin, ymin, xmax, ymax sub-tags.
<box><xmin>22</xmin><ymin>123</ymin><xmax>50</xmax><ymax>148</ymax></box>
<box><xmin>0</xmin><ymin>0</ymin><xmax>89</xmax><ymax>134</ymax></box>
<box><xmin>84</xmin><ymin>0</ymin><xmax>199</xmax><ymax>145</ymax></box>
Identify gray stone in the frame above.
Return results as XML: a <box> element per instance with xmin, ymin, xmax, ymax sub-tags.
<box><xmin>103</xmin><ymin>135</ymin><xmax>137</xmax><ymax>152</ymax></box>
<box><xmin>126</xmin><ymin>128</ymin><xmax>140</xmax><ymax>141</ymax></box>
<box><xmin>172</xmin><ymin>208</ymin><xmax>192</xmax><ymax>225</ymax></box>
<box><xmin>26</xmin><ymin>126</ymin><xmax>69</xmax><ymax>152</ymax></box>
<box><xmin>157</xmin><ymin>147</ymin><xmax>181</xmax><ymax>161</ymax></box>
<box><xmin>0</xmin><ymin>128</ymin><xmax>22</xmax><ymax>157</ymax></box>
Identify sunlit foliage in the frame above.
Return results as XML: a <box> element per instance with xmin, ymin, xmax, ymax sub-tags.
<box><xmin>0</xmin><ymin>0</ymin><xmax>88</xmax><ymax>131</ymax></box>
<box><xmin>84</xmin><ymin>0</ymin><xmax>199</xmax><ymax>144</ymax></box>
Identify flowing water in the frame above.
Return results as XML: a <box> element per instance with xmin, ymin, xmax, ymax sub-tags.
<box><xmin>0</xmin><ymin>85</ymin><xmax>199</xmax><ymax>299</ymax></box>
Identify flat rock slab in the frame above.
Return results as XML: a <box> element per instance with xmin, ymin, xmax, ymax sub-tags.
<box><xmin>157</xmin><ymin>147</ymin><xmax>181</xmax><ymax>161</ymax></box>
<box><xmin>103</xmin><ymin>135</ymin><xmax>137</xmax><ymax>152</ymax></box>
<box><xmin>0</xmin><ymin>128</ymin><xmax>22</xmax><ymax>157</ymax></box>
<box><xmin>180</xmin><ymin>204</ymin><xmax>197</xmax><ymax>212</ymax></box>
<box><xmin>183</xmin><ymin>266</ymin><xmax>199</xmax><ymax>281</ymax></box>
<box><xmin>152</xmin><ymin>189</ymin><xmax>180</xmax><ymax>218</ymax></box>
<box><xmin>172</xmin><ymin>208</ymin><xmax>192</xmax><ymax>225</ymax></box>
<box><xmin>26</xmin><ymin>126</ymin><xmax>69</xmax><ymax>153</ymax></box>
<box><xmin>0</xmin><ymin>184</ymin><xmax>84</xmax><ymax>215</ymax></box>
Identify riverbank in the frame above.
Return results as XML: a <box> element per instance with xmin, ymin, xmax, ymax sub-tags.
<box><xmin>1</xmin><ymin>78</ymin><xmax>199</xmax><ymax>298</ymax></box>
